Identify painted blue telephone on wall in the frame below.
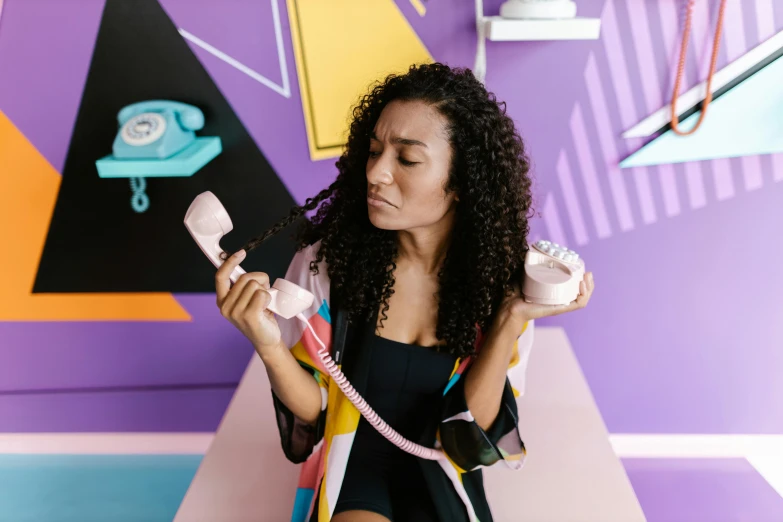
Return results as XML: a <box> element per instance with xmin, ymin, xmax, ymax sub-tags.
<box><xmin>96</xmin><ymin>100</ymin><xmax>222</xmax><ymax>213</ymax></box>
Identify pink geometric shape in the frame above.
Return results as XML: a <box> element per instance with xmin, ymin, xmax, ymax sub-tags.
<box><xmin>627</xmin><ymin>0</ymin><xmax>663</xmax><ymax>111</ymax></box>
<box><xmin>570</xmin><ymin>103</ymin><xmax>612</xmax><ymax>239</ymax></box>
<box><xmin>723</xmin><ymin>0</ymin><xmax>764</xmax><ymax>193</ymax></box>
<box><xmin>712</xmin><ymin>159</ymin><xmax>736</xmax><ymax>201</ymax></box>
<box><xmin>755</xmin><ymin>0</ymin><xmax>777</xmax><ymax>41</ymax></box>
<box><xmin>583</xmin><ymin>54</ymin><xmax>635</xmax><ymax>232</ymax></box>
<box><xmin>556</xmin><ymin>150</ymin><xmax>589</xmax><ymax>245</ymax></box>
<box><xmin>684</xmin><ymin>161</ymin><xmax>707</xmax><ymax>209</ymax></box>
<box><xmin>542</xmin><ymin>193</ymin><xmax>567</xmax><ymax>248</ymax></box>
<box><xmin>601</xmin><ymin>0</ymin><xmax>638</xmax><ymax>131</ymax></box>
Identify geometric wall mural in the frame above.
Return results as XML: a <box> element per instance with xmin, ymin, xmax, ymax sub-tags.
<box><xmin>0</xmin><ymin>110</ymin><xmax>189</xmax><ymax>320</ymax></box>
<box><xmin>620</xmin><ymin>34</ymin><xmax>783</xmax><ymax>168</ymax></box>
<box><xmin>287</xmin><ymin>0</ymin><xmax>432</xmax><ymax>160</ymax></box>
<box><xmin>32</xmin><ymin>0</ymin><xmax>299</xmax><ymax>294</ymax></box>
<box><xmin>542</xmin><ymin>0</ymin><xmax>783</xmax><ymax>249</ymax></box>
<box><xmin>178</xmin><ymin>0</ymin><xmax>292</xmax><ymax>100</ymax></box>
<box><xmin>621</xmin><ymin>29</ymin><xmax>783</xmax><ymax>140</ymax></box>
<box><xmin>1</xmin><ymin>0</ymin><xmax>783</xmax><ymax>518</ymax></box>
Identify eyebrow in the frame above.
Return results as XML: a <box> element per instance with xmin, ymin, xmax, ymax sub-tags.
<box><xmin>371</xmin><ymin>132</ymin><xmax>428</xmax><ymax>148</ymax></box>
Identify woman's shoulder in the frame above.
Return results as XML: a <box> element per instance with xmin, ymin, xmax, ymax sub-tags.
<box><xmin>284</xmin><ymin>239</ymin><xmax>330</xmax><ymax>292</ymax></box>
<box><xmin>290</xmin><ymin>239</ymin><xmax>325</xmax><ymax>268</ymax></box>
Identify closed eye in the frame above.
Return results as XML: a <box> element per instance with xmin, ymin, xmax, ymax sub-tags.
<box><xmin>368</xmin><ymin>149</ymin><xmax>418</xmax><ymax>166</ymax></box>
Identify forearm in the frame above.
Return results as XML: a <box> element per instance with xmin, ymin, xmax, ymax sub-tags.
<box><xmin>258</xmin><ymin>340</ymin><xmax>323</xmax><ymax>425</ymax></box>
<box><xmin>464</xmin><ymin>318</ymin><xmax>522</xmax><ymax>430</ymax></box>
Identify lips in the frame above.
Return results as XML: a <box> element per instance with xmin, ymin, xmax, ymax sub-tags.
<box><xmin>368</xmin><ymin>192</ymin><xmax>395</xmax><ymax>207</ymax></box>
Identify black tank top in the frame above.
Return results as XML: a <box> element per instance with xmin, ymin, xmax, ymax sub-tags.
<box><xmin>350</xmin><ymin>332</ymin><xmax>458</xmax><ymax>460</ymax></box>
<box><xmin>312</xmin><ymin>325</ymin><xmax>459</xmax><ymax>521</ymax></box>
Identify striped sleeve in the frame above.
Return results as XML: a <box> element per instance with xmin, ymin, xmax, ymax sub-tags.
<box><xmin>437</xmin><ymin>320</ymin><xmax>535</xmax><ymax>472</ymax></box>
<box><xmin>271</xmin><ymin>241</ymin><xmax>333</xmax><ymax>464</ymax></box>
<box><xmin>507</xmin><ymin>319</ymin><xmax>535</xmax><ymax>398</ymax></box>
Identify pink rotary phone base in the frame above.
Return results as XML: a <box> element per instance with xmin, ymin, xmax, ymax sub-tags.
<box><xmin>184</xmin><ymin>191</ymin><xmax>445</xmax><ymax>461</ymax></box>
<box><xmin>522</xmin><ymin>240</ymin><xmax>586</xmax><ymax>306</ymax></box>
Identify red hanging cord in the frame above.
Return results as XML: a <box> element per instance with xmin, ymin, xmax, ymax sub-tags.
<box><xmin>670</xmin><ymin>0</ymin><xmax>728</xmax><ymax>136</ymax></box>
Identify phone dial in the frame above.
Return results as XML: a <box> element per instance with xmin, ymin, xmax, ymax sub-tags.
<box><xmin>96</xmin><ymin>100</ymin><xmax>222</xmax><ymax>213</ymax></box>
<box><xmin>522</xmin><ymin>239</ymin><xmax>585</xmax><ymax>305</ymax></box>
<box><xmin>185</xmin><ymin>191</ymin><xmax>451</xmax><ymax>461</ymax></box>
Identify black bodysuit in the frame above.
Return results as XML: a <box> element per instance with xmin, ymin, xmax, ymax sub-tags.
<box><xmin>330</xmin><ymin>332</ymin><xmax>457</xmax><ymax>521</ymax></box>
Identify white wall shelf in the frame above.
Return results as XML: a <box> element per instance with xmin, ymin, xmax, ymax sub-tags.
<box><xmin>484</xmin><ymin>16</ymin><xmax>601</xmax><ymax>42</ymax></box>
<box><xmin>473</xmin><ymin>0</ymin><xmax>602</xmax><ymax>82</ymax></box>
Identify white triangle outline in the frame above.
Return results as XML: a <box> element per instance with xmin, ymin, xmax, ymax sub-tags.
<box><xmin>177</xmin><ymin>0</ymin><xmax>291</xmax><ymax>99</ymax></box>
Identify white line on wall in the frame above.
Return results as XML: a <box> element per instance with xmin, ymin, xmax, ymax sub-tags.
<box><xmin>610</xmin><ymin>433</ymin><xmax>783</xmax><ymax>500</ymax></box>
<box><xmin>0</xmin><ymin>433</ymin><xmax>215</xmax><ymax>455</ymax></box>
<box><xmin>4</xmin><ymin>432</ymin><xmax>780</xmax><ymax>500</ymax></box>
<box><xmin>178</xmin><ymin>0</ymin><xmax>291</xmax><ymax>99</ymax></box>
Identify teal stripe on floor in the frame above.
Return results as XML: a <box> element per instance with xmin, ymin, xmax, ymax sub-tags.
<box><xmin>0</xmin><ymin>454</ymin><xmax>202</xmax><ymax>522</ymax></box>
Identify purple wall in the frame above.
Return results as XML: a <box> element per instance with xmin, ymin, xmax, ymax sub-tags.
<box><xmin>0</xmin><ymin>0</ymin><xmax>782</xmax><ymax>435</ymax></box>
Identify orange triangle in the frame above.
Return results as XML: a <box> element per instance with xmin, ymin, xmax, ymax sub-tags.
<box><xmin>0</xmin><ymin>110</ymin><xmax>190</xmax><ymax>321</ymax></box>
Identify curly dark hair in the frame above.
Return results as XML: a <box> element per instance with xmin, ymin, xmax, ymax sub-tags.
<box><xmin>232</xmin><ymin>63</ymin><xmax>534</xmax><ymax>358</ymax></box>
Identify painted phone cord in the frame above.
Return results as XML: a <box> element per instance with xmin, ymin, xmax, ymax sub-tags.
<box><xmin>670</xmin><ymin>0</ymin><xmax>727</xmax><ymax>136</ymax></box>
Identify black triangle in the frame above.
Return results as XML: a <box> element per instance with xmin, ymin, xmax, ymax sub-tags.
<box><xmin>33</xmin><ymin>0</ymin><xmax>300</xmax><ymax>293</ymax></box>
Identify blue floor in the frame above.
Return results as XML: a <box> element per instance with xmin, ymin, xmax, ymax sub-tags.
<box><xmin>0</xmin><ymin>455</ymin><xmax>202</xmax><ymax>522</ymax></box>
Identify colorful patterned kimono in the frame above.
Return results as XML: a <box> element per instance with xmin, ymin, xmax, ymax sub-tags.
<box><xmin>273</xmin><ymin>241</ymin><xmax>535</xmax><ymax>522</ymax></box>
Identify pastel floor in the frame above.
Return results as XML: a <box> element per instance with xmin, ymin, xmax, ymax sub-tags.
<box><xmin>175</xmin><ymin>327</ymin><xmax>647</xmax><ymax>521</ymax></box>
<box><xmin>0</xmin><ymin>454</ymin><xmax>201</xmax><ymax>522</ymax></box>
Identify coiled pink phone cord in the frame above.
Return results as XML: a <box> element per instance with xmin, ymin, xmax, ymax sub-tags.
<box><xmin>297</xmin><ymin>313</ymin><xmax>446</xmax><ymax>461</ymax></box>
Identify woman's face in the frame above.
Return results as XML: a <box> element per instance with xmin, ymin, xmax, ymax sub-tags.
<box><xmin>366</xmin><ymin>99</ymin><xmax>458</xmax><ymax>232</ymax></box>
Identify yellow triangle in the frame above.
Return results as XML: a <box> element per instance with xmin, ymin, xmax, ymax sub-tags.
<box><xmin>287</xmin><ymin>0</ymin><xmax>433</xmax><ymax>160</ymax></box>
<box><xmin>0</xmin><ymin>110</ymin><xmax>190</xmax><ymax>321</ymax></box>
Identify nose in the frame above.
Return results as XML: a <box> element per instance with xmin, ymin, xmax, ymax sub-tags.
<box><xmin>366</xmin><ymin>154</ymin><xmax>394</xmax><ymax>186</ymax></box>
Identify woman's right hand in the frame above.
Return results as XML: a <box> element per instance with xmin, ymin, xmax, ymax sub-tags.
<box><xmin>215</xmin><ymin>249</ymin><xmax>282</xmax><ymax>351</ymax></box>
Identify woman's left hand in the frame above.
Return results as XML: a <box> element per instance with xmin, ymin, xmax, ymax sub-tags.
<box><xmin>498</xmin><ymin>271</ymin><xmax>595</xmax><ymax>329</ymax></box>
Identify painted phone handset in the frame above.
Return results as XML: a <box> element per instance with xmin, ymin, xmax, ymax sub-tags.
<box><xmin>184</xmin><ymin>191</ymin><xmax>445</xmax><ymax>460</ymax></box>
<box><xmin>522</xmin><ymin>240</ymin><xmax>586</xmax><ymax>306</ymax></box>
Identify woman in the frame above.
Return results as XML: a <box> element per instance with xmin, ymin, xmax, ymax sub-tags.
<box><xmin>215</xmin><ymin>63</ymin><xmax>594</xmax><ymax>522</ymax></box>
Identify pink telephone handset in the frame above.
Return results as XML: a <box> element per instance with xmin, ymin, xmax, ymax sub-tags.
<box><xmin>184</xmin><ymin>191</ymin><xmax>314</xmax><ymax>319</ymax></box>
<box><xmin>522</xmin><ymin>240</ymin><xmax>586</xmax><ymax>305</ymax></box>
<box><xmin>184</xmin><ymin>191</ymin><xmax>445</xmax><ymax>460</ymax></box>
